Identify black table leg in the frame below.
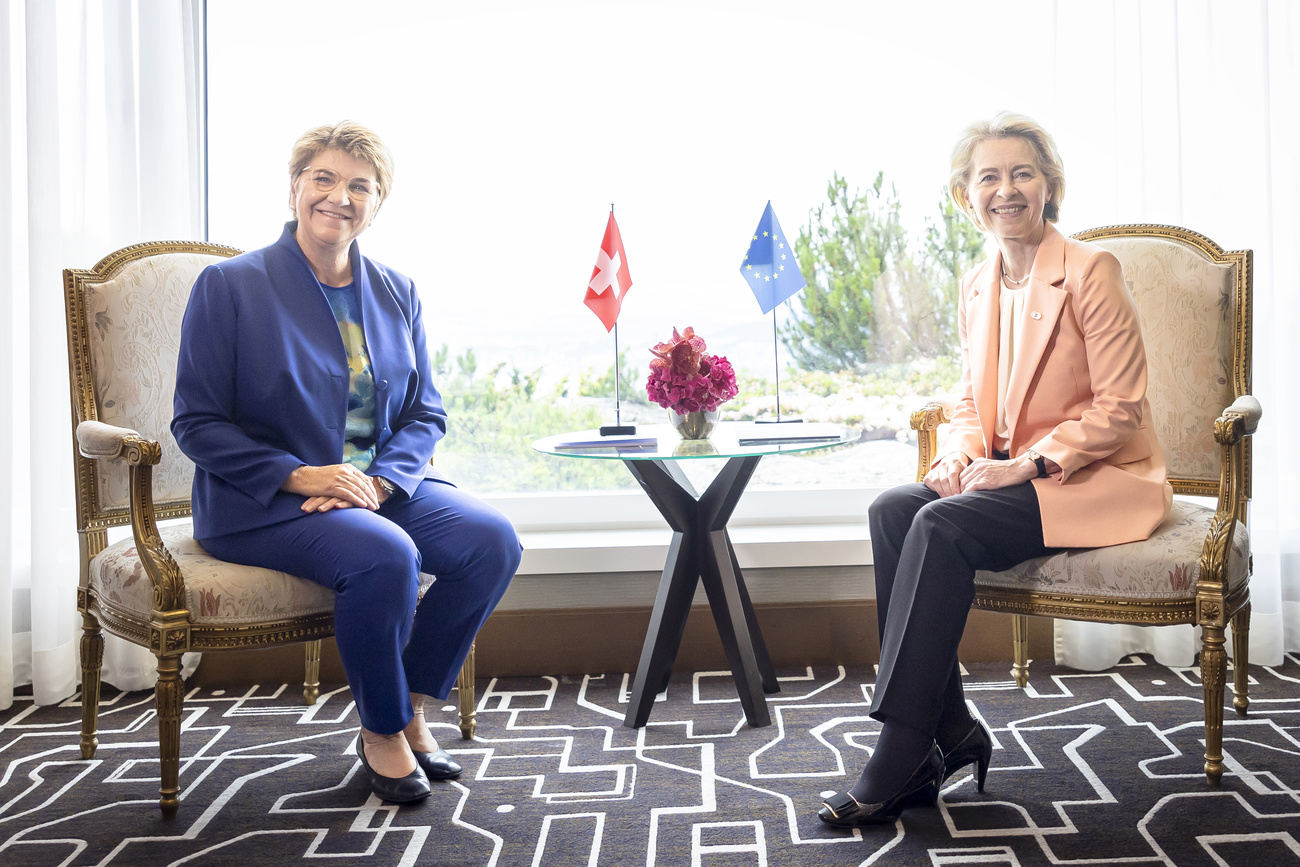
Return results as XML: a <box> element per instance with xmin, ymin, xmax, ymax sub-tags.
<box><xmin>725</xmin><ymin>533</ymin><xmax>779</xmax><ymax>694</ymax></box>
<box><xmin>622</xmin><ymin>455</ymin><xmax>777</xmax><ymax>728</ymax></box>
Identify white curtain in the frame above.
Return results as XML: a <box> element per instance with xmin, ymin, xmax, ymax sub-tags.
<box><xmin>1050</xmin><ymin>0</ymin><xmax>1300</xmax><ymax>669</ymax></box>
<box><xmin>0</xmin><ymin>0</ymin><xmax>204</xmax><ymax>709</ymax></box>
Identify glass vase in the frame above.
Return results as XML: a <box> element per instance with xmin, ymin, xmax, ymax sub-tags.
<box><xmin>670</xmin><ymin>409</ymin><xmax>718</xmax><ymax>439</ymax></box>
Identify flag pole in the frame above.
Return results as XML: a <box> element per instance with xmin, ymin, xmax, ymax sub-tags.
<box><xmin>600</xmin><ymin>202</ymin><xmax>636</xmax><ymax>436</ymax></box>
<box><xmin>756</xmin><ymin>301</ymin><xmax>802</xmax><ymax>424</ymax></box>
<box><xmin>773</xmin><ymin>309</ymin><xmax>781</xmax><ymax>422</ymax></box>
<box><xmin>614</xmin><ymin>320</ymin><xmax>622</xmax><ymax>425</ymax></box>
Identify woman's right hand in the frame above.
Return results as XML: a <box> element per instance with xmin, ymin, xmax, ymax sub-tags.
<box><xmin>923</xmin><ymin>453</ymin><xmax>971</xmax><ymax>498</ymax></box>
<box><xmin>283</xmin><ymin>464</ymin><xmax>380</xmax><ymax>511</ymax></box>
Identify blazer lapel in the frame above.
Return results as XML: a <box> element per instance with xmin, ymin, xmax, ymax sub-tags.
<box><xmin>966</xmin><ymin>257</ymin><xmax>1002</xmax><ymax>455</ymax></box>
<box><xmin>1003</xmin><ymin>224</ymin><xmax>1068</xmax><ymax>442</ymax></box>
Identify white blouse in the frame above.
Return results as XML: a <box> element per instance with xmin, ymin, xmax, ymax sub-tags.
<box><xmin>994</xmin><ymin>276</ymin><xmax>1028</xmax><ymax>453</ymax></box>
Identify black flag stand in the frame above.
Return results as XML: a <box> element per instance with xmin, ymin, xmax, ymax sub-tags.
<box><xmin>600</xmin><ymin>319</ymin><xmax>636</xmax><ymax>435</ymax></box>
<box><xmin>600</xmin><ymin>202</ymin><xmax>636</xmax><ymax>436</ymax></box>
<box><xmin>756</xmin><ymin>304</ymin><xmax>801</xmax><ymax>424</ymax></box>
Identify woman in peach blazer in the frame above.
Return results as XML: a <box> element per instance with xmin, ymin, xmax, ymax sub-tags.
<box><xmin>819</xmin><ymin>112</ymin><xmax>1173</xmax><ymax>829</ymax></box>
<box><xmin>946</xmin><ymin>215</ymin><xmax>1172</xmax><ymax>548</ymax></box>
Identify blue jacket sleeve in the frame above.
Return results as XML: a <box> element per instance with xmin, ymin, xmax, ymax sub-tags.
<box><xmin>172</xmin><ymin>265</ymin><xmax>303</xmax><ymax>508</ymax></box>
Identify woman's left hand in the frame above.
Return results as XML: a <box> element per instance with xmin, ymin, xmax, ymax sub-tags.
<box><xmin>960</xmin><ymin>456</ymin><xmax>1037</xmax><ymax>492</ymax></box>
<box><xmin>301</xmin><ymin>495</ymin><xmax>357</xmax><ymax>512</ymax></box>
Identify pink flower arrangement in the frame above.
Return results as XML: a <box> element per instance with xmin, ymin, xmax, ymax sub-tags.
<box><xmin>645</xmin><ymin>326</ymin><xmax>739</xmax><ymax>414</ymax></box>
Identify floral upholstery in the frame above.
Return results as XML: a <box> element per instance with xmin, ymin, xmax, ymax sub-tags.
<box><xmin>1093</xmin><ymin>237</ymin><xmax>1237</xmax><ymax>485</ymax></box>
<box><xmin>83</xmin><ymin>253</ymin><xmax>224</xmax><ymax>511</ymax></box>
<box><xmin>89</xmin><ymin>522</ymin><xmax>437</xmax><ymax>626</ymax></box>
<box><xmin>975</xmin><ymin>500</ymin><xmax>1248</xmax><ymax>599</ymax></box>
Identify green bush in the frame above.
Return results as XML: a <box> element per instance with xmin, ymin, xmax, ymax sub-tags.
<box><xmin>577</xmin><ymin>350</ymin><xmax>649</xmax><ymax>405</ymax></box>
<box><xmin>433</xmin><ymin>347</ymin><xmax>635</xmax><ymax>494</ymax></box>
<box><xmin>783</xmin><ymin>174</ymin><xmax>985</xmax><ymax>370</ymax></box>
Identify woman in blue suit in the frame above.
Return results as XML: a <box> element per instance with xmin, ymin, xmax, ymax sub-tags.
<box><xmin>173</xmin><ymin>121</ymin><xmax>521</xmax><ymax>804</ymax></box>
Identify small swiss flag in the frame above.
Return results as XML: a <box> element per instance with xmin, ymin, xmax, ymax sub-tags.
<box><xmin>583</xmin><ymin>210</ymin><xmax>633</xmax><ymax>332</ymax></box>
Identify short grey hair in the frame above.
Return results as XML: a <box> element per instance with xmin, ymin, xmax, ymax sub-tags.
<box><xmin>288</xmin><ymin>120</ymin><xmax>394</xmax><ymax>205</ymax></box>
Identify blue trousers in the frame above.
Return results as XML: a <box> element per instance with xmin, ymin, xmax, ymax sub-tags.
<box><xmin>200</xmin><ymin>480</ymin><xmax>521</xmax><ymax>735</ymax></box>
<box><xmin>867</xmin><ymin>482</ymin><xmax>1056</xmax><ymax>735</ymax></box>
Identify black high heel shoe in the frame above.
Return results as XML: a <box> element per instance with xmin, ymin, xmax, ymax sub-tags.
<box><xmin>818</xmin><ymin>743</ymin><xmax>944</xmax><ymax>828</ymax></box>
<box><xmin>413</xmin><ymin>748</ymin><xmax>462</xmax><ymax>781</ymax></box>
<box><xmin>357</xmin><ymin>736</ymin><xmax>432</xmax><ymax>803</ymax></box>
<box><xmin>940</xmin><ymin>719</ymin><xmax>992</xmax><ymax>792</ymax></box>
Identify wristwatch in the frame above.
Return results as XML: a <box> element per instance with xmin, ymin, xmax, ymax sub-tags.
<box><xmin>1025</xmin><ymin>449</ymin><xmax>1048</xmax><ymax>478</ymax></box>
<box><xmin>375</xmin><ymin>476</ymin><xmax>396</xmax><ymax>496</ymax></box>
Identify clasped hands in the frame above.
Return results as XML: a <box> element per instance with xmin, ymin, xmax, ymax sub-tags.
<box><xmin>283</xmin><ymin>463</ymin><xmax>391</xmax><ymax>512</ymax></box>
<box><xmin>923</xmin><ymin>452</ymin><xmax>1039</xmax><ymax>498</ymax></box>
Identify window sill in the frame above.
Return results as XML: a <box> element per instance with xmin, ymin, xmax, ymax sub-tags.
<box><xmin>517</xmin><ymin>521</ymin><xmax>872</xmax><ymax>575</ymax></box>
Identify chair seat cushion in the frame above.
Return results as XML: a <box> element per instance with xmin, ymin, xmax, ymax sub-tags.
<box><xmin>974</xmin><ymin>500</ymin><xmax>1249</xmax><ymax>599</ymax></box>
<box><xmin>89</xmin><ymin>522</ymin><xmax>436</xmax><ymax>626</ymax></box>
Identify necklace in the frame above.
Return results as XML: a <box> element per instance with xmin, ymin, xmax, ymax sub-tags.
<box><xmin>1002</xmin><ymin>268</ymin><xmax>1029</xmax><ymax>286</ymax></box>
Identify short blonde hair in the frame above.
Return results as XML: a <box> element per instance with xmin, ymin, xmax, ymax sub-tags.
<box><xmin>948</xmin><ymin>111</ymin><xmax>1065</xmax><ymax>229</ymax></box>
<box><xmin>289</xmin><ymin>120</ymin><xmax>394</xmax><ymax>205</ymax></box>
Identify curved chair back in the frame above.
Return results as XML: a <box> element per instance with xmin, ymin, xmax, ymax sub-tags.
<box><xmin>1073</xmin><ymin>226</ymin><xmax>1251</xmax><ymax>498</ymax></box>
<box><xmin>65</xmin><ymin>242</ymin><xmax>240</xmax><ymax>531</ymax></box>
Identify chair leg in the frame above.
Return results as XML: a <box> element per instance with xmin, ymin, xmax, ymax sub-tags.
<box><xmin>1200</xmin><ymin>624</ymin><xmax>1227</xmax><ymax>787</ymax></box>
<box><xmin>303</xmin><ymin>640</ymin><xmax>322</xmax><ymax>706</ymax></box>
<box><xmin>457</xmin><ymin>641</ymin><xmax>477</xmax><ymax>740</ymax></box>
<box><xmin>1011</xmin><ymin>615</ymin><xmax>1030</xmax><ymax>687</ymax></box>
<box><xmin>154</xmin><ymin>652</ymin><xmax>185</xmax><ymax>815</ymax></box>
<box><xmin>79</xmin><ymin>611</ymin><xmax>104</xmax><ymax>759</ymax></box>
<box><xmin>1231</xmin><ymin>602</ymin><xmax>1251</xmax><ymax>717</ymax></box>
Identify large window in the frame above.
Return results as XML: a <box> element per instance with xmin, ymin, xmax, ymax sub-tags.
<box><xmin>206</xmin><ymin>1</ymin><xmax>1133</xmax><ymax>518</ymax></box>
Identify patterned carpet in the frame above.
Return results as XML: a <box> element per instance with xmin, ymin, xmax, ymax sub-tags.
<box><xmin>3</xmin><ymin>653</ymin><xmax>1300</xmax><ymax>866</ymax></box>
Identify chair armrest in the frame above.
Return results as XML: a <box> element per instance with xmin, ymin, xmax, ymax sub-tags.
<box><xmin>1219</xmin><ymin>394</ymin><xmax>1262</xmax><ymax>438</ymax></box>
<box><xmin>1199</xmin><ymin>395</ymin><xmax>1261</xmax><ymax>594</ymax></box>
<box><xmin>76</xmin><ymin>420</ymin><xmax>144</xmax><ymax>460</ymax></box>
<box><xmin>76</xmin><ymin>421</ymin><xmax>185</xmax><ymax>613</ymax></box>
<box><xmin>909</xmin><ymin>401</ymin><xmax>952</xmax><ymax>483</ymax></box>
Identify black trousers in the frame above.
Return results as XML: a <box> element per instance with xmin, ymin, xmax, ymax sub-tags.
<box><xmin>867</xmin><ymin>482</ymin><xmax>1058</xmax><ymax>735</ymax></box>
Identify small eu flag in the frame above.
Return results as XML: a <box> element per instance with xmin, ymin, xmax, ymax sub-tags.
<box><xmin>740</xmin><ymin>201</ymin><xmax>806</xmax><ymax>314</ymax></box>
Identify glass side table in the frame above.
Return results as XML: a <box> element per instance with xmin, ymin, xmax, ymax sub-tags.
<box><xmin>533</xmin><ymin>421</ymin><xmax>859</xmax><ymax>728</ymax></box>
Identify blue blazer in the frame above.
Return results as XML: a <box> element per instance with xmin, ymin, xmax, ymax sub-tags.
<box><xmin>173</xmin><ymin>223</ymin><xmax>449</xmax><ymax>540</ymax></box>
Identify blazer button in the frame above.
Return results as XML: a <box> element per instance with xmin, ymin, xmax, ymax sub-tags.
<box><xmin>378</xmin><ymin>379</ymin><xmax>389</xmax><ymax>390</ymax></box>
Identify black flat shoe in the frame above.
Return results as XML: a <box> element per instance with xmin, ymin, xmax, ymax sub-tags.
<box><xmin>941</xmin><ymin>719</ymin><xmax>992</xmax><ymax>792</ymax></box>
<box><xmin>818</xmin><ymin>743</ymin><xmax>944</xmax><ymax>828</ymax></box>
<box><xmin>413</xmin><ymin>748</ymin><xmax>462</xmax><ymax>780</ymax></box>
<box><xmin>357</xmin><ymin>736</ymin><xmax>432</xmax><ymax>803</ymax></box>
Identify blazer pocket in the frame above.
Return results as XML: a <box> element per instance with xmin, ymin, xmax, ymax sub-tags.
<box><xmin>1108</xmin><ymin>427</ymin><xmax>1153</xmax><ymax>465</ymax></box>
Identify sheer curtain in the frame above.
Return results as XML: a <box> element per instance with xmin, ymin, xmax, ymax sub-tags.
<box><xmin>0</xmin><ymin>0</ymin><xmax>204</xmax><ymax>709</ymax></box>
<box><xmin>1049</xmin><ymin>0</ymin><xmax>1300</xmax><ymax>669</ymax></box>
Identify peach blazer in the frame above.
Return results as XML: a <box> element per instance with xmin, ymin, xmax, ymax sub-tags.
<box><xmin>941</xmin><ymin>222</ymin><xmax>1173</xmax><ymax>548</ymax></box>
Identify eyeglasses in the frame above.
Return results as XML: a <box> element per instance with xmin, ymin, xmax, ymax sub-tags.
<box><xmin>297</xmin><ymin>166</ymin><xmax>378</xmax><ymax>201</ymax></box>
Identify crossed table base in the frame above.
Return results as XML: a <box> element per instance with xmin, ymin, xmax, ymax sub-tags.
<box><xmin>621</xmin><ymin>456</ymin><xmax>778</xmax><ymax>728</ymax></box>
<box><xmin>533</xmin><ymin>423</ymin><xmax>854</xmax><ymax>729</ymax></box>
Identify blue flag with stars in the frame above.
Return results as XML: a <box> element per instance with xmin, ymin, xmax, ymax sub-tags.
<box><xmin>740</xmin><ymin>201</ymin><xmax>806</xmax><ymax>314</ymax></box>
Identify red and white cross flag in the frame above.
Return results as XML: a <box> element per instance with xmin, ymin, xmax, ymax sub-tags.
<box><xmin>583</xmin><ymin>211</ymin><xmax>633</xmax><ymax>332</ymax></box>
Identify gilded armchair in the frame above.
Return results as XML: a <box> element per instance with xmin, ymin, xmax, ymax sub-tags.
<box><xmin>911</xmin><ymin>224</ymin><xmax>1258</xmax><ymax>786</ymax></box>
<box><xmin>66</xmin><ymin>240</ymin><xmax>477</xmax><ymax>816</ymax></box>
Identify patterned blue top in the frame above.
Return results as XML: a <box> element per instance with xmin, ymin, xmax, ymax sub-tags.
<box><xmin>322</xmin><ymin>282</ymin><xmax>377</xmax><ymax>470</ymax></box>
